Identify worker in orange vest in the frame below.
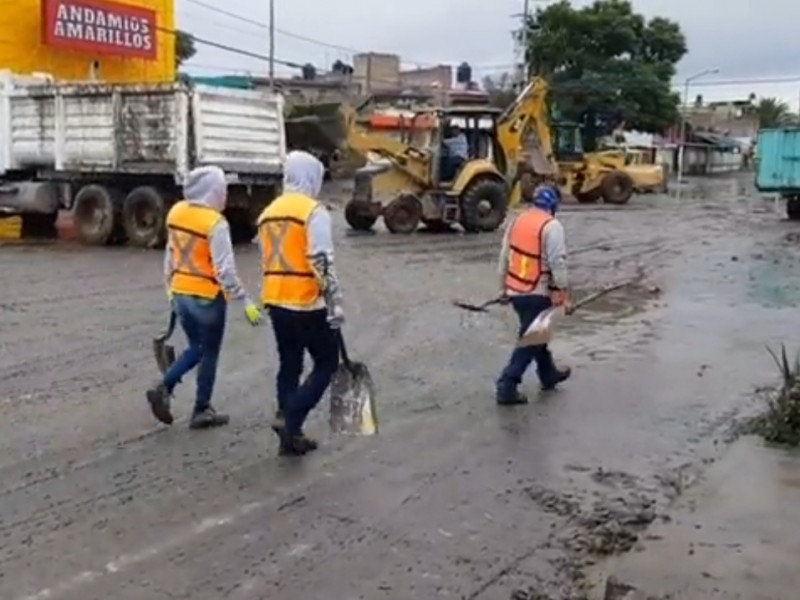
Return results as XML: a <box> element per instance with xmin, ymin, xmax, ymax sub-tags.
<box><xmin>496</xmin><ymin>185</ymin><xmax>571</xmax><ymax>404</ymax></box>
<box><xmin>146</xmin><ymin>166</ymin><xmax>261</xmax><ymax>429</ymax></box>
<box><xmin>257</xmin><ymin>151</ymin><xmax>343</xmax><ymax>456</ymax></box>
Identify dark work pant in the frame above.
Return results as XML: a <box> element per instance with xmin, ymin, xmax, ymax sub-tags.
<box><xmin>496</xmin><ymin>294</ymin><xmax>558</xmax><ymax>399</ymax></box>
<box><xmin>164</xmin><ymin>293</ymin><xmax>227</xmax><ymax>414</ymax></box>
<box><xmin>440</xmin><ymin>155</ymin><xmax>465</xmax><ymax>180</ymax></box>
<box><xmin>268</xmin><ymin>306</ymin><xmax>340</xmax><ymax>435</ymax></box>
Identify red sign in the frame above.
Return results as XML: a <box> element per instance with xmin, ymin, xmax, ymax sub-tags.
<box><xmin>41</xmin><ymin>0</ymin><xmax>157</xmax><ymax>60</ymax></box>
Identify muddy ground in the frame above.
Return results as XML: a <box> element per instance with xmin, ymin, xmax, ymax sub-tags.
<box><xmin>1</xmin><ymin>174</ymin><xmax>798</xmax><ymax>600</ymax></box>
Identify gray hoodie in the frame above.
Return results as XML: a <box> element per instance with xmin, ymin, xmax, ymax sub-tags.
<box><xmin>260</xmin><ymin>150</ymin><xmax>342</xmax><ymax>312</ymax></box>
<box><xmin>164</xmin><ymin>165</ymin><xmax>252</xmax><ymax>304</ymax></box>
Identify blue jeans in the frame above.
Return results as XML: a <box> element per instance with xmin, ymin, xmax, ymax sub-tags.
<box><xmin>163</xmin><ymin>293</ymin><xmax>227</xmax><ymax>414</ymax></box>
<box><xmin>268</xmin><ymin>306</ymin><xmax>340</xmax><ymax>435</ymax></box>
<box><xmin>496</xmin><ymin>294</ymin><xmax>558</xmax><ymax>399</ymax></box>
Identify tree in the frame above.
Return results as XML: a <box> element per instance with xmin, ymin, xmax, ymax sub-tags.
<box><xmin>482</xmin><ymin>73</ymin><xmax>517</xmax><ymax>109</ymax></box>
<box><xmin>175</xmin><ymin>30</ymin><xmax>196</xmax><ymax>69</ymax></box>
<box><xmin>757</xmin><ymin>97</ymin><xmax>797</xmax><ymax>128</ymax></box>
<box><xmin>519</xmin><ymin>0</ymin><xmax>687</xmax><ymax>140</ymax></box>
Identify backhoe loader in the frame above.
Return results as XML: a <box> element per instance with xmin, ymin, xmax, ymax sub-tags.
<box><xmin>343</xmin><ymin>78</ymin><xmax>557</xmax><ymax>234</ymax></box>
<box><xmin>340</xmin><ymin>76</ymin><xmax>664</xmax><ymax>234</ymax></box>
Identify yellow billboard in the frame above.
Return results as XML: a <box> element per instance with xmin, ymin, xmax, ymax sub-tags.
<box><xmin>0</xmin><ymin>0</ymin><xmax>175</xmax><ymax>83</ymax></box>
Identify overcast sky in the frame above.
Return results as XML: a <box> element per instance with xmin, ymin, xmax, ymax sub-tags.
<box><xmin>177</xmin><ymin>0</ymin><xmax>800</xmax><ymax>108</ymax></box>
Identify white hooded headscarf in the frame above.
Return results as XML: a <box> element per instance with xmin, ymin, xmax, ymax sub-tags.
<box><xmin>283</xmin><ymin>150</ymin><xmax>325</xmax><ymax>198</ymax></box>
<box><xmin>184</xmin><ymin>165</ymin><xmax>227</xmax><ymax>212</ymax></box>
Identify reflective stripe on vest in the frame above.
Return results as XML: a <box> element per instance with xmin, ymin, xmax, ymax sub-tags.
<box><xmin>257</xmin><ymin>192</ymin><xmax>321</xmax><ymax>307</ymax></box>
<box><xmin>166</xmin><ymin>201</ymin><xmax>223</xmax><ymax>299</ymax></box>
<box><xmin>504</xmin><ymin>208</ymin><xmax>553</xmax><ymax>294</ymax></box>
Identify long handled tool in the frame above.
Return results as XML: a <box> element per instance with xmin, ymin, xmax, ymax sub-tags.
<box><xmin>328</xmin><ymin>329</ymin><xmax>378</xmax><ymax>436</ymax></box>
<box><xmin>153</xmin><ymin>310</ymin><xmax>177</xmax><ymax>374</ymax></box>
<box><xmin>452</xmin><ymin>296</ymin><xmax>505</xmax><ymax>313</ymax></box>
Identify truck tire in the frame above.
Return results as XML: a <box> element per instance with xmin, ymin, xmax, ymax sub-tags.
<box><xmin>460</xmin><ymin>177</ymin><xmax>507</xmax><ymax>233</ymax></box>
<box><xmin>345</xmin><ymin>200</ymin><xmax>378</xmax><ymax>231</ymax></box>
<box><xmin>383</xmin><ymin>194</ymin><xmax>421</xmax><ymax>234</ymax></box>
<box><xmin>122</xmin><ymin>186</ymin><xmax>166</xmax><ymax>249</ymax></box>
<box><xmin>601</xmin><ymin>171</ymin><xmax>635</xmax><ymax>205</ymax></box>
<box><xmin>228</xmin><ymin>208</ymin><xmax>257</xmax><ymax>245</ymax></box>
<box><xmin>73</xmin><ymin>184</ymin><xmax>118</xmax><ymax>246</ymax></box>
<box><xmin>787</xmin><ymin>196</ymin><xmax>800</xmax><ymax>221</ymax></box>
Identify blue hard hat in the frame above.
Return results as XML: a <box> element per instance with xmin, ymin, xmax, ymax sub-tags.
<box><xmin>533</xmin><ymin>185</ymin><xmax>560</xmax><ymax>214</ymax></box>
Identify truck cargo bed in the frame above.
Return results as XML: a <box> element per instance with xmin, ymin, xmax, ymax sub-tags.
<box><xmin>0</xmin><ymin>74</ymin><xmax>285</xmax><ymax>179</ymax></box>
<box><xmin>756</xmin><ymin>127</ymin><xmax>800</xmax><ymax>193</ymax></box>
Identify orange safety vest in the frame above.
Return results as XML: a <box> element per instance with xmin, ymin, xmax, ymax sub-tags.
<box><xmin>166</xmin><ymin>200</ymin><xmax>223</xmax><ymax>299</ymax></box>
<box><xmin>504</xmin><ymin>207</ymin><xmax>553</xmax><ymax>294</ymax></box>
<box><xmin>257</xmin><ymin>192</ymin><xmax>321</xmax><ymax>307</ymax></box>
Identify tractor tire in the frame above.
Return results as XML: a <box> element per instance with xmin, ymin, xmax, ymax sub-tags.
<box><xmin>786</xmin><ymin>196</ymin><xmax>800</xmax><ymax>221</ymax></box>
<box><xmin>576</xmin><ymin>190</ymin><xmax>601</xmax><ymax>204</ymax></box>
<box><xmin>122</xmin><ymin>186</ymin><xmax>167</xmax><ymax>249</ymax></box>
<box><xmin>345</xmin><ymin>200</ymin><xmax>378</xmax><ymax>231</ymax></box>
<box><xmin>73</xmin><ymin>184</ymin><xmax>119</xmax><ymax>246</ymax></box>
<box><xmin>600</xmin><ymin>171</ymin><xmax>635</xmax><ymax>205</ymax></box>
<box><xmin>383</xmin><ymin>194</ymin><xmax>421</xmax><ymax>234</ymax></box>
<box><xmin>460</xmin><ymin>177</ymin><xmax>507</xmax><ymax>233</ymax></box>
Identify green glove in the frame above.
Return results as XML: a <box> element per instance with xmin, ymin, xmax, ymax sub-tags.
<box><xmin>244</xmin><ymin>302</ymin><xmax>261</xmax><ymax>326</ymax></box>
<box><xmin>166</xmin><ymin>289</ymin><xmax>174</xmax><ymax>303</ymax></box>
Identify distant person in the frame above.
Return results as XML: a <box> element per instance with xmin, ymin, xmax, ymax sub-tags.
<box><xmin>146</xmin><ymin>166</ymin><xmax>261</xmax><ymax>429</ymax></box>
<box><xmin>257</xmin><ymin>150</ymin><xmax>343</xmax><ymax>456</ymax></box>
<box><xmin>495</xmin><ymin>185</ymin><xmax>572</xmax><ymax>405</ymax></box>
<box><xmin>441</xmin><ymin>123</ymin><xmax>469</xmax><ymax>180</ymax></box>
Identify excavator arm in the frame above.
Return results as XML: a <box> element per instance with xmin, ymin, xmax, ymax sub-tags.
<box><xmin>340</xmin><ymin>104</ymin><xmax>431</xmax><ymax>186</ymax></box>
<box><xmin>496</xmin><ymin>77</ymin><xmax>559</xmax><ymax>179</ymax></box>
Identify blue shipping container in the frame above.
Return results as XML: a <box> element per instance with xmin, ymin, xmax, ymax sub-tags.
<box><xmin>756</xmin><ymin>127</ymin><xmax>800</xmax><ymax>193</ymax></box>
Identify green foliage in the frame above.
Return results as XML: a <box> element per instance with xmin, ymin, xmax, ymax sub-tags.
<box><xmin>175</xmin><ymin>30</ymin><xmax>197</xmax><ymax>69</ymax></box>
<box><xmin>749</xmin><ymin>345</ymin><xmax>800</xmax><ymax>446</ymax></box>
<box><xmin>756</xmin><ymin>97</ymin><xmax>797</xmax><ymax>129</ymax></box>
<box><xmin>519</xmin><ymin>0</ymin><xmax>687</xmax><ymax>134</ymax></box>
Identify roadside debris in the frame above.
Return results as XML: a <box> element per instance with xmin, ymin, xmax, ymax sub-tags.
<box><xmin>747</xmin><ymin>344</ymin><xmax>800</xmax><ymax>445</ymax></box>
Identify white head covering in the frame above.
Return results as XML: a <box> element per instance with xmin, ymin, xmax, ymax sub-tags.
<box><xmin>183</xmin><ymin>165</ymin><xmax>227</xmax><ymax>211</ymax></box>
<box><xmin>283</xmin><ymin>150</ymin><xmax>325</xmax><ymax>198</ymax></box>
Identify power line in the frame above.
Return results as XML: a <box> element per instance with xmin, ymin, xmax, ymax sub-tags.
<box><xmin>184</xmin><ymin>0</ymin><xmax>437</xmax><ymax>68</ymax></box>
<box><xmin>165</xmin><ymin>17</ymin><xmax>800</xmax><ymax>93</ymax></box>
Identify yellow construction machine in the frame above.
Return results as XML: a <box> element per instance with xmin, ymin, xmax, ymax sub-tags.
<box><xmin>508</xmin><ymin>80</ymin><xmax>665</xmax><ymax>205</ymax></box>
<box><xmin>343</xmin><ymin>78</ymin><xmax>556</xmax><ymax>233</ymax></box>
<box><xmin>341</xmin><ymin>76</ymin><xmax>666</xmax><ymax>233</ymax></box>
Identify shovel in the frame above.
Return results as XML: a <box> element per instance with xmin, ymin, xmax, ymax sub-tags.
<box><xmin>452</xmin><ymin>296</ymin><xmax>505</xmax><ymax>313</ymax></box>
<box><xmin>153</xmin><ymin>310</ymin><xmax>177</xmax><ymax>374</ymax></box>
<box><xmin>328</xmin><ymin>330</ymin><xmax>378</xmax><ymax>436</ymax></box>
<box><xmin>518</xmin><ymin>272</ymin><xmax>645</xmax><ymax>347</ymax></box>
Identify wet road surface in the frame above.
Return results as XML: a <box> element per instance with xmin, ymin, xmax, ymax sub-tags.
<box><xmin>1</xmin><ymin>175</ymin><xmax>798</xmax><ymax>599</ymax></box>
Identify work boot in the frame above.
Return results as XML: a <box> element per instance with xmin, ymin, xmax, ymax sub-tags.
<box><xmin>189</xmin><ymin>407</ymin><xmax>230</xmax><ymax>430</ymax></box>
<box><xmin>496</xmin><ymin>391</ymin><xmax>529</xmax><ymax>406</ymax></box>
<box><xmin>278</xmin><ymin>432</ymin><xmax>319</xmax><ymax>456</ymax></box>
<box><xmin>146</xmin><ymin>382</ymin><xmax>174</xmax><ymax>425</ymax></box>
<box><xmin>541</xmin><ymin>367</ymin><xmax>572</xmax><ymax>391</ymax></box>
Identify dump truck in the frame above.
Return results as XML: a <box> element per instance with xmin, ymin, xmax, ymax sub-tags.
<box><xmin>0</xmin><ymin>71</ymin><xmax>286</xmax><ymax>247</ymax></box>
<box><xmin>755</xmin><ymin>127</ymin><xmax>800</xmax><ymax>220</ymax></box>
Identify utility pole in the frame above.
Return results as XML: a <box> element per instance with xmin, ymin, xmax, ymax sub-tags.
<box><xmin>519</xmin><ymin>0</ymin><xmax>530</xmax><ymax>86</ymax></box>
<box><xmin>677</xmin><ymin>68</ymin><xmax>719</xmax><ymax>188</ymax></box>
<box><xmin>268</xmin><ymin>0</ymin><xmax>275</xmax><ymax>89</ymax></box>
